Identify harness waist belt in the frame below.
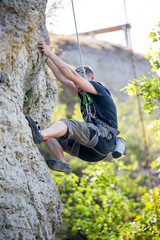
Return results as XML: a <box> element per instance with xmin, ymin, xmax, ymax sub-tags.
<box><xmin>96</xmin><ymin>118</ymin><xmax>120</xmax><ymax>136</ymax></box>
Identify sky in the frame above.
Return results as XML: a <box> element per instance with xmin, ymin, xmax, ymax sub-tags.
<box><xmin>46</xmin><ymin>0</ymin><xmax>160</xmax><ymax>55</ymax></box>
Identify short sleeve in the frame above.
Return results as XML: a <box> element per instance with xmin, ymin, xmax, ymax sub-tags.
<box><xmin>89</xmin><ymin>81</ymin><xmax>104</xmax><ymax>96</ymax></box>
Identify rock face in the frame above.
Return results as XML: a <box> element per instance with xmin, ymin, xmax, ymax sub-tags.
<box><xmin>53</xmin><ymin>35</ymin><xmax>152</xmax><ymax>101</ymax></box>
<box><xmin>0</xmin><ymin>1</ymin><xmax>61</xmax><ymax>239</ymax></box>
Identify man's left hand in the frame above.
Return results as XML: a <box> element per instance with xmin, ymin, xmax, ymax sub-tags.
<box><xmin>37</xmin><ymin>41</ymin><xmax>51</xmax><ymax>58</ymax></box>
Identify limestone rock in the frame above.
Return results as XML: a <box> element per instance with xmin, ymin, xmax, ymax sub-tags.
<box><xmin>0</xmin><ymin>0</ymin><xmax>61</xmax><ymax>239</ymax></box>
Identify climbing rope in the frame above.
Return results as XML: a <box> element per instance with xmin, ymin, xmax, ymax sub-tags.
<box><xmin>71</xmin><ymin>0</ymin><xmax>86</xmax><ymax>79</ymax></box>
<box><xmin>71</xmin><ymin>0</ymin><xmax>93</xmax><ymax>108</ymax></box>
<box><xmin>123</xmin><ymin>0</ymin><xmax>160</xmax><ymax>230</ymax></box>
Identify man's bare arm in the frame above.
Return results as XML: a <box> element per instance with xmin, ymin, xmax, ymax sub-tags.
<box><xmin>38</xmin><ymin>41</ymin><xmax>98</xmax><ymax>95</ymax></box>
<box><xmin>46</xmin><ymin>58</ymin><xmax>77</xmax><ymax>94</ymax></box>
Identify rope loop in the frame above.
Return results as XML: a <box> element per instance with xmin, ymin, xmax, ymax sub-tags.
<box><xmin>79</xmin><ymin>67</ymin><xmax>86</xmax><ymax>79</ymax></box>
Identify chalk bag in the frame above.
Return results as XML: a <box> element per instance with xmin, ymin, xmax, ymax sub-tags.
<box><xmin>112</xmin><ymin>137</ymin><xmax>126</xmax><ymax>159</ymax></box>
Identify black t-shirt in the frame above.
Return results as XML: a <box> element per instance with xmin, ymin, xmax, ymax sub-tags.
<box><xmin>79</xmin><ymin>81</ymin><xmax>118</xmax><ymax>129</ymax></box>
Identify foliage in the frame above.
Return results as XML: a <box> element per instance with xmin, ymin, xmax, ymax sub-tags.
<box><xmin>147</xmin><ymin>119</ymin><xmax>160</xmax><ymax>143</ymax></box>
<box><xmin>120</xmin><ymin>22</ymin><xmax>160</xmax><ymax>180</ymax></box>
<box><xmin>115</xmin><ymin>22</ymin><xmax>160</xmax><ymax>239</ymax></box>
<box><xmin>50</xmin><ymin>103</ymin><xmax>67</xmax><ymax>123</ymax></box>
<box><xmin>121</xmin><ymin>75</ymin><xmax>160</xmax><ymax>114</ymax></box>
<box><xmin>147</xmin><ymin>22</ymin><xmax>160</xmax><ymax>72</ymax></box>
<box><xmin>53</xmin><ymin>161</ymin><xmax>160</xmax><ymax>240</ymax></box>
<box><xmin>117</xmin><ymin>97</ymin><xmax>160</xmax><ymax>172</ymax></box>
<box><xmin>46</xmin><ymin>0</ymin><xmax>64</xmax><ymax>26</ymax></box>
<box><xmin>123</xmin><ymin>188</ymin><xmax>160</xmax><ymax>240</ymax></box>
<box><xmin>54</xmin><ymin>161</ymin><xmax>150</xmax><ymax>240</ymax></box>
<box><xmin>121</xmin><ymin>22</ymin><xmax>160</xmax><ymax>115</ymax></box>
<box><xmin>72</xmin><ymin>102</ymin><xmax>83</xmax><ymax>121</ymax></box>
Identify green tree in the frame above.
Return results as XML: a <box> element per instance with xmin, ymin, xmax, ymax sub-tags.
<box><xmin>122</xmin><ymin>22</ymin><xmax>160</xmax><ymax>115</ymax></box>
<box><xmin>123</xmin><ymin>187</ymin><xmax>160</xmax><ymax>240</ymax></box>
<box><xmin>54</xmin><ymin>160</ymin><xmax>147</xmax><ymax>240</ymax></box>
<box><xmin>121</xmin><ymin>22</ymin><xmax>160</xmax><ymax>176</ymax></box>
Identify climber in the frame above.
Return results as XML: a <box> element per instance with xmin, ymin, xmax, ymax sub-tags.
<box><xmin>25</xmin><ymin>41</ymin><xmax>120</xmax><ymax>174</ymax></box>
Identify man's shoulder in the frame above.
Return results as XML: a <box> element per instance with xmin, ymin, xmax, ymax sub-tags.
<box><xmin>90</xmin><ymin>81</ymin><xmax>111</xmax><ymax>96</ymax></box>
<box><xmin>89</xmin><ymin>81</ymin><xmax>104</xmax><ymax>89</ymax></box>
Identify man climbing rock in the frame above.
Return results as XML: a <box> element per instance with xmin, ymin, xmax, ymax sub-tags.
<box><xmin>25</xmin><ymin>41</ymin><xmax>120</xmax><ymax>174</ymax></box>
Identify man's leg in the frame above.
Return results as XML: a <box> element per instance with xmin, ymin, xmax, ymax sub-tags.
<box><xmin>41</xmin><ymin>122</ymin><xmax>71</xmax><ymax>170</ymax></box>
<box><xmin>45</xmin><ymin>137</ymin><xmax>72</xmax><ymax>173</ymax></box>
<box><xmin>45</xmin><ymin>138</ymin><xmax>67</xmax><ymax>164</ymax></box>
<box><xmin>25</xmin><ymin>115</ymin><xmax>68</xmax><ymax>144</ymax></box>
<box><xmin>41</xmin><ymin>121</ymin><xmax>68</xmax><ymax>139</ymax></box>
<box><xmin>25</xmin><ymin>115</ymin><xmax>72</xmax><ymax>173</ymax></box>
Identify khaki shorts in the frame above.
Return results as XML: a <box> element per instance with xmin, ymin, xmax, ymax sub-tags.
<box><xmin>57</xmin><ymin>118</ymin><xmax>116</xmax><ymax>162</ymax></box>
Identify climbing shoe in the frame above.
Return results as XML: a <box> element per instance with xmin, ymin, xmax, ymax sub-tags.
<box><xmin>25</xmin><ymin>115</ymin><xmax>43</xmax><ymax>144</ymax></box>
<box><xmin>46</xmin><ymin>158</ymin><xmax>72</xmax><ymax>174</ymax></box>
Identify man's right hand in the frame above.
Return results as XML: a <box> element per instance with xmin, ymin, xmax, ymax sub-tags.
<box><xmin>37</xmin><ymin>41</ymin><xmax>52</xmax><ymax>58</ymax></box>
